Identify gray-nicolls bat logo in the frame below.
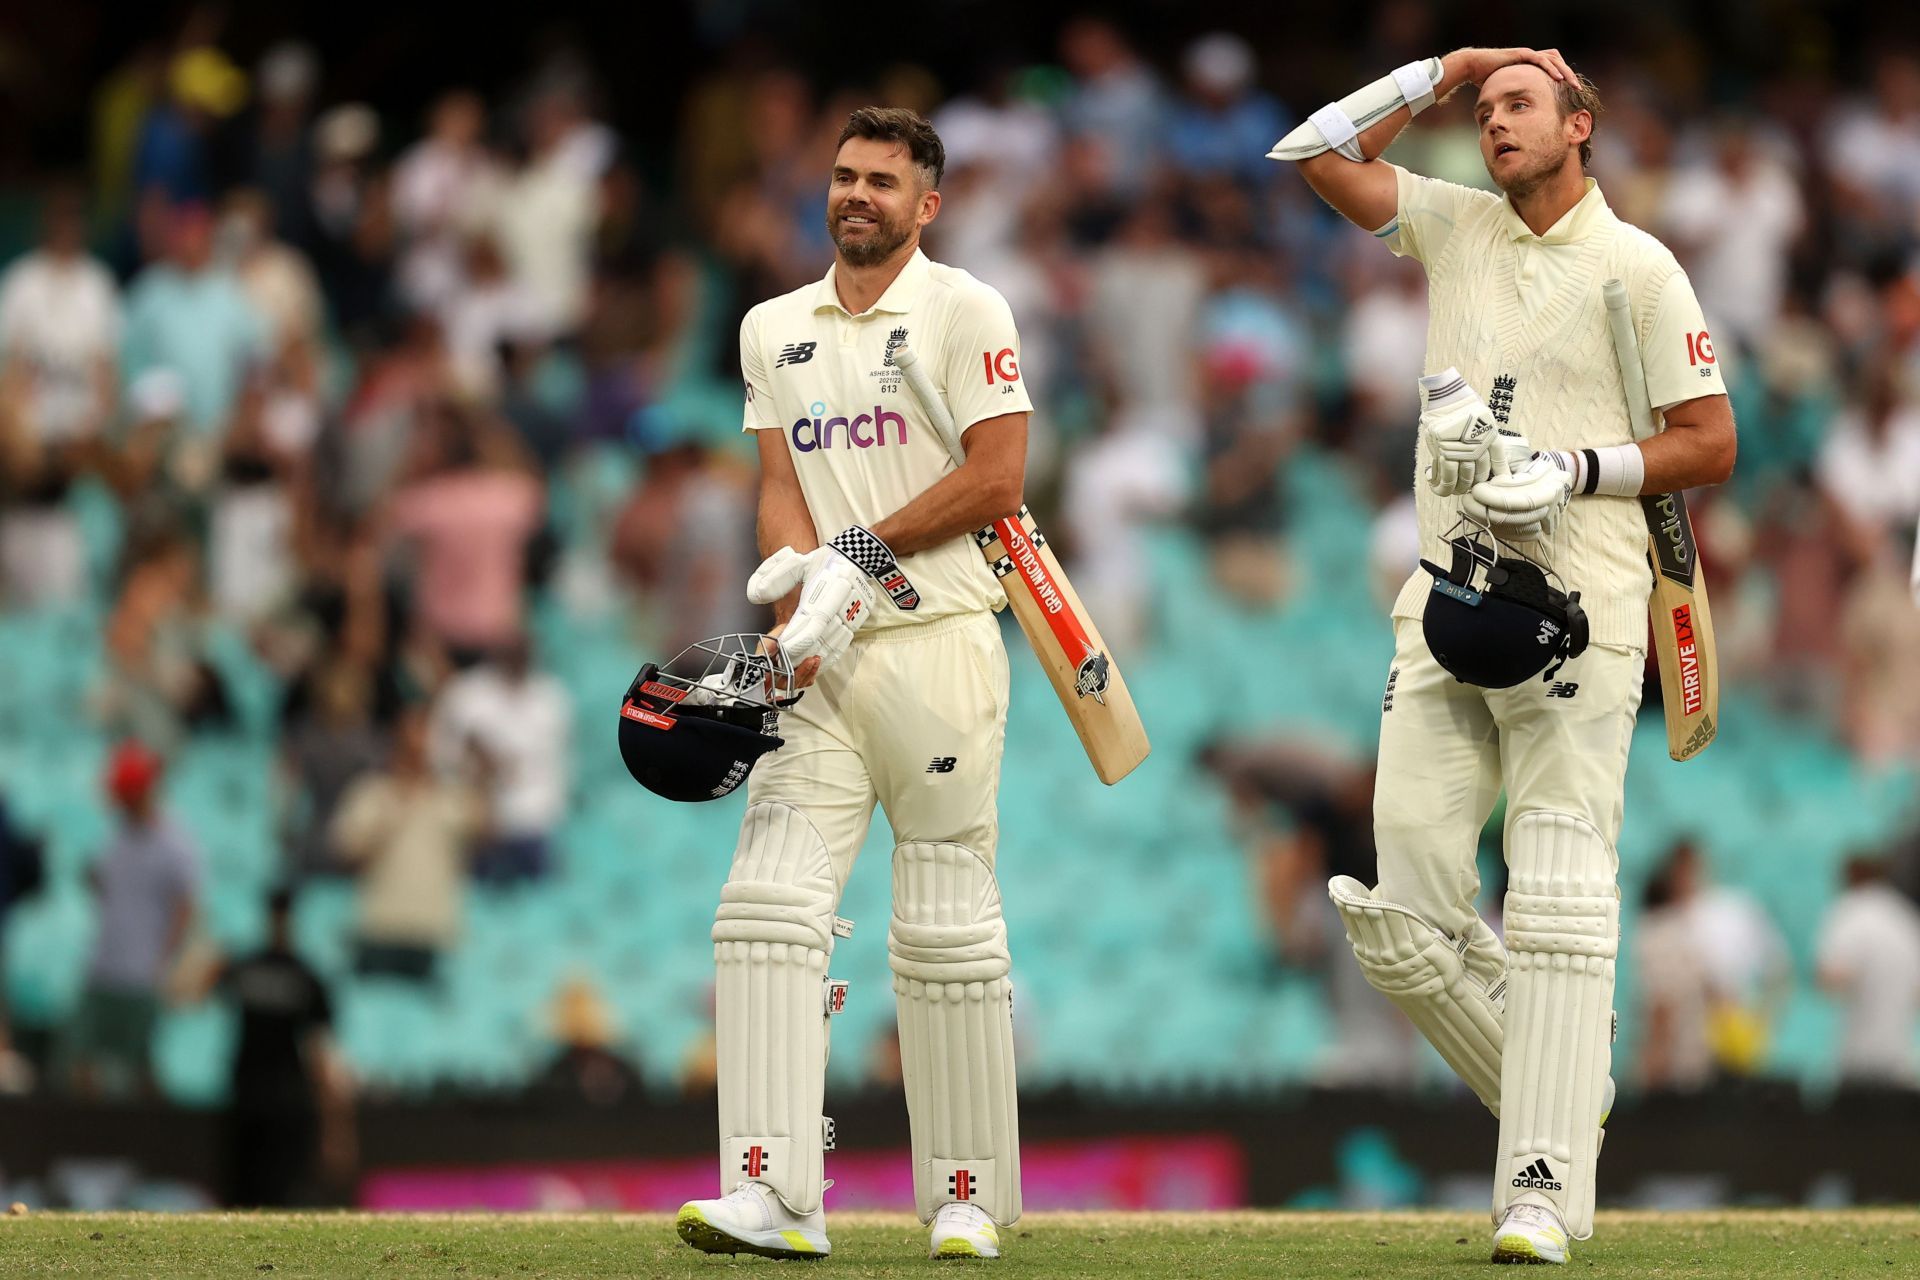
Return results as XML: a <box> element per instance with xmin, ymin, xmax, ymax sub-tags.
<box><xmin>1074</xmin><ymin>648</ymin><xmax>1112</xmax><ymax>703</ymax></box>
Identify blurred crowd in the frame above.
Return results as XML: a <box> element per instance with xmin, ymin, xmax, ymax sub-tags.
<box><xmin>1</xmin><ymin>8</ymin><xmax>1919</xmax><ymax>1162</ymax></box>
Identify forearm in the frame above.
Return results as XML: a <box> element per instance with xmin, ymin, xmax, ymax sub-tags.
<box><xmin>870</xmin><ymin>466</ymin><xmax>1021</xmax><ymax>559</ymax></box>
<box><xmin>757</xmin><ymin>479</ymin><xmax>818</xmax><ymax>627</ymax></box>
<box><xmin>1539</xmin><ymin>408</ymin><xmax>1736</xmax><ymax>498</ymax></box>
<box><xmin>1635</xmin><ymin>424</ymin><xmax>1735</xmax><ymax>493</ymax></box>
<box><xmin>1299</xmin><ymin>50</ymin><xmax>1476</xmax><ymax>176</ymax></box>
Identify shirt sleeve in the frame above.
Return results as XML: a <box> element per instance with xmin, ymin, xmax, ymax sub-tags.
<box><xmin>940</xmin><ymin>282</ymin><xmax>1035</xmax><ymax>434</ymax></box>
<box><xmin>1642</xmin><ymin>266</ymin><xmax>1729</xmax><ymax>412</ymax></box>
<box><xmin>739</xmin><ymin>306</ymin><xmax>780</xmax><ymax>433</ymax></box>
<box><xmin>1382</xmin><ymin>164</ymin><xmax>1490</xmax><ymax>267</ymax></box>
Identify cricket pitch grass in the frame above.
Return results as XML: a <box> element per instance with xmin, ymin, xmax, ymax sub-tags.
<box><xmin>2</xmin><ymin>1209</ymin><xmax>1915</xmax><ymax>1277</ymax></box>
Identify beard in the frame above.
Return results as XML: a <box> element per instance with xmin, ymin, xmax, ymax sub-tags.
<box><xmin>1490</xmin><ymin>146</ymin><xmax>1566</xmax><ymax>200</ymax></box>
<box><xmin>828</xmin><ymin>204</ymin><xmax>915</xmax><ymax>266</ymax></box>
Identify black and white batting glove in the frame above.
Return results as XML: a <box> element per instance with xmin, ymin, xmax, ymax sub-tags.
<box><xmin>745</xmin><ymin>527</ymin><xmax>919</xmax><ymax>674</ymax></box>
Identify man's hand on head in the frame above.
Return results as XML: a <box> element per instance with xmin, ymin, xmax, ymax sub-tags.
<box><xmin>1445</xmin><ymin>46</ymin><xmax>1576</xmax><ymax>88</ymax></box>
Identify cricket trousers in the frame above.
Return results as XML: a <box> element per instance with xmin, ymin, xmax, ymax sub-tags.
<box><xmin>713</xmin><ymin>609</ymin><xmax>1023</xmax><ymax>1223</ymax></box>
<box><xmin>1371</xmin><ymin>615</ymin><xmax>1645</xmax><ymax>1238</ymax></box>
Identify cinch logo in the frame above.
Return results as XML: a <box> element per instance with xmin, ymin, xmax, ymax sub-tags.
<box><xmin>792</xmin><ymin>401</ymin><xmax>907</xmax><ymax>452</ymax></box>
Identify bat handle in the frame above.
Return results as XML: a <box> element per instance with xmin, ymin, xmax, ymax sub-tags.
<box><xmin>892</xmin><ymin>342</ymin><xmax>968</xmax><ymax>467</ymax></box>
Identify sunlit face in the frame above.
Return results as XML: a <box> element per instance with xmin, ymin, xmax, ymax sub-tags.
<box><xmin>1475</xmin><ymin>64</ymin><xmax>1587</xmax><ymax>199</ymax></box>
<box><xmin>826</xmin><ymin>137</ymin><xmax>938</xmax><ymax>267</ymax></box>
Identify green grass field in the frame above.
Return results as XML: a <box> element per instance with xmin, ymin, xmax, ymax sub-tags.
<box><xmin>2</xmin><ymin>1210</ymin><xmax>1915</xmax><ymax>1277</ymax></box>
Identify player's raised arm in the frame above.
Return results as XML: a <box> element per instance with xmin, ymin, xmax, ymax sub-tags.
<box><xmin>1273</xmin><ymin>46</ymin><xmax>1578</xmax><ymax>233</ymax></box>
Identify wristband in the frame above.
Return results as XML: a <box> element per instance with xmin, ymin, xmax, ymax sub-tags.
<box><xmin>1541</xmin><ymin>444</ymin><xmax>1645</xmax><ymax>498</ymax></box>
<box><xmin>829</xmin><ymin>525</ymin><xmax>920</xmax><ymax>611</ymax></box>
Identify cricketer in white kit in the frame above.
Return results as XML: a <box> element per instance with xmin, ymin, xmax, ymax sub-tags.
<box><xmin>675</xmin><ymin>107</ymin><xmax>1033</xmax><ymax>1263</ymax></box>
<box><xmin>1272</xmin><ymin>47</ymin><xmax>1736</xmax><ymax>1264</ymax></box>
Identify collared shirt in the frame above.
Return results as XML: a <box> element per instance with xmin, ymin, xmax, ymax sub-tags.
<box><xmin>741</xmin><ymin>248</ymin><xmax>1034</xmax><ymax>628</ymax></box>
<box><xmin>1382</xmin><ymin>166</ymin><xmax>1726</xmax><ymax>410</ymax></box>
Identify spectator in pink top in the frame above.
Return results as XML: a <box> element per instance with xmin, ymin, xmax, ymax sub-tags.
<box><xmin>384</xmin><ymin>401</ymin><xmax>544</xmax><ymax>664</ymax></box>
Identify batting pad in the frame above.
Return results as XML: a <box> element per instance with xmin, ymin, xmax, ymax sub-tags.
<box><xmin>712</xmin><ymin>802</ymin><xmax>843</xmax><ymax>1215</ymax></box>
<box><xmin>889</xmin><ymin>841</ymin><xmax>1021</xmax><ymax>1225</ymax></box>
<box><xmin>1328</xmin><ymin>875</ymin><xmax>1508</xmax><ymax>1114</ymax></box>
<box><xmin>1496</xmin><ymin>811</ymin><xmax>1618</xmax><ymax>1240</ymax></box>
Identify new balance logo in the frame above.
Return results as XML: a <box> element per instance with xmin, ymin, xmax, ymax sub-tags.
<box><xmin>775</xmin><ymin>341</ymin><xmax>818</xmax><ymax>368</ymax></box>
<box><xmin>1546</xmin><ymin>682</ymin><xmax>1579</xmax><ymax>699</ymax></box>
<box><xmin>1511</xmin><ymin>1157</ymin><xmax>1563</xmax><ymax>1191</ymax></box>
<box><xmin>949</xmin><ymin>1170</ymin><xmax>976</xmax><ymax>1201</ymax></box>
<box><xmin>741</xmin><ymin>1145</ymin><xmax>770</xmax><ymax>1178</ymax></box>
<box><xmin>926</xmin><ymin>757</ymin><xmax>957</xmax><ymax>773</ymax></box>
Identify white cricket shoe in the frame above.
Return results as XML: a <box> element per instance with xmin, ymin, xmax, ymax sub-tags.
<box><xmin>1492</xmin><ymin>1194</ymin><xmax>1571</xmax><ymax>1265</ymax></box>
<box><xmin>929</xmin><ymin>1202</ymin><xmax>1001</xmax><ymax>1259</ymax></box>
<box><xmin>675</xmin><ymin>1181</ymin><xmax>829</xmax><ymax>1260</ymax></box>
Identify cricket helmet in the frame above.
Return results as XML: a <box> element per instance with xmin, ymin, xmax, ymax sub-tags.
<box><xmin>1419</xmin><ymin>527</ymin><xmax>1588</xmax><ymax>689</ymax></box>
<box><xmin>618</xmin><ymin>634</ymin><xmax>797</xmax><ymax>802</ymax></box>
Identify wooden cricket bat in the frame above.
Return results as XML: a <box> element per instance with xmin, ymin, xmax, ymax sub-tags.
<box><xmin>893</xmin><ymin>344</ymin><xmax>1150</xmax><ymax>784</ymax></box>
<box><xmin>1603</xmin><ymin>278</ymin><xmax>1718</xmax><ymax>761</ymax></box>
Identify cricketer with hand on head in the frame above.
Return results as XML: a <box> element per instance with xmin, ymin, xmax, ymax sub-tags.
<box><xmin>1271</xmin><ymin>46</ymin><xmax>1736</xmax><ymax>1264</ymax></box>
<box><xmin>673</xmin><ymin>106</ymin><xmax>1031</xmax><ymax>1263</ymax></box>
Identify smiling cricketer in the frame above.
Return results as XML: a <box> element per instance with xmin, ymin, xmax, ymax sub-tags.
<box><xmin>673</xmin><ymin>106</ymin><xmax>1034</xmax><ymax>1263</ymax></box>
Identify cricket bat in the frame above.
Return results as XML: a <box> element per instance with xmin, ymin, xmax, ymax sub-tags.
<box><xmin>893</xmin><ymin>344</ymin><xmax>1150</xmax><ymax>784</ymax></box>
<box><xmin>1603</xmin><ymin>277</ymin><xmax>1718</xmax><ymax>761</ymax></box>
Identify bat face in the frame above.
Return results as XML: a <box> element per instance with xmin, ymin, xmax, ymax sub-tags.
<box><xmin>1642</xmin><ymin>488</ymin><xmax>1716</xmax><ymax>761</ymax></box>
<box><xmin>891</xmin><ymin>340</ymin><xmax>1147</xmax><ymax>783</ymax></box>
<box><xmin>975</xmin><ymin>506</ymin><xmax>1149</xmax><ymax>783</ymax></box>
<box><xmin>1646</xmin><ymin>491</ymin><xmax>1695</xmax><ymax>588</ymax></box>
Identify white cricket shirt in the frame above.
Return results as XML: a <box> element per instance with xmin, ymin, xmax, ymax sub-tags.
<box><xmin>741</xmin><ymin>248</ymin><xmax>1033</xmax><ymax>629</ymax></box>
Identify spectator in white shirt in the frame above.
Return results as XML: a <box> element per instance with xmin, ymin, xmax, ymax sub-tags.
<box><xmin>1659</xmin><ymin>119</ymin><xmax>1804</xmax><ymax>354</ymax></box>
<box><xmin>392</xmin><ymin>90</ymin><xmax>501</xmax><ymax>313</ymax></box>
<box><xmin>1818</xmin><ymin>857</ymin><xmax>1920</xmax><ymax>1087</ymax></box>
<box><xmin>1817</xmin><ymin>357</ymin><xmax>1920</xmax><ymax>567</ymax></box>
<box><xmin>487</xmin><ymin>84</ymin><xmax>604</xmax><ymax>340</ymax></box>
<box><xmin>428</xmin><ymin>634</ymin><xmax>571</xmax><ymax>886</ymax></box>
<box><xmin>0</xmin><ymin>183</ymin><xmax>120</xmax><ymax>606</ymax></box>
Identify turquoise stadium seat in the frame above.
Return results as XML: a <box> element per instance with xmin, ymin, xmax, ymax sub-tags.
<box><xmin>4</xmin><ymin>431</ymin><xmax>1916</xmax><ymax>1101</ymax></box>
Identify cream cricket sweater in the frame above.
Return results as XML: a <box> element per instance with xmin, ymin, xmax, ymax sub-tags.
<box><xmin>1382</xmin><ymin>169</ymin><xmax>1720</xmax><ymax>650</ymax></box>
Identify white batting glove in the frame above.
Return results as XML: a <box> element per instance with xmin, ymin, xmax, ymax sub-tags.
<box><xmin>1463</xmin><ymin>449</ymin><xmax>1572</xmax><ymax>543</ymax></box>
<box><xmin>745</xmin><ymin>526</ymin><xmax>917</xmax><ymax>675</ymax></box>
<box><xmin>1418</xmin><ymin>368</ymin><xmax>1500</xmax><ymax>496</ymax></box>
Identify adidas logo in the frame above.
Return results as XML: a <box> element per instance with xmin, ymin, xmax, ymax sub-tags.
<box><xmin>1511</xmin><ymin>1157</ymin><xmax>1563</xmax><ymax>1191</ymax></box>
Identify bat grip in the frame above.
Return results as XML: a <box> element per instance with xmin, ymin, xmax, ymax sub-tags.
<box><xmin>1603</xmin><ymin>277</ymin><xmax>1658</xmax><ymax>444</ymax></box>
<box><xmin>893</xmin><ymin>343</ymin><xmax>968</xmax><ymax>467</ymax></box>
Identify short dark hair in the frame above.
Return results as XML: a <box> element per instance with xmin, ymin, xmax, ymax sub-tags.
<box><xmin>1553</xmin><ymin>71</ymin><xmax>1603</xmax><ymax>169</ymax></box>
<box><xmin>835</xmin><ymin>106</ymin><xmax>945</xmax><ymax>189</ymax></box>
